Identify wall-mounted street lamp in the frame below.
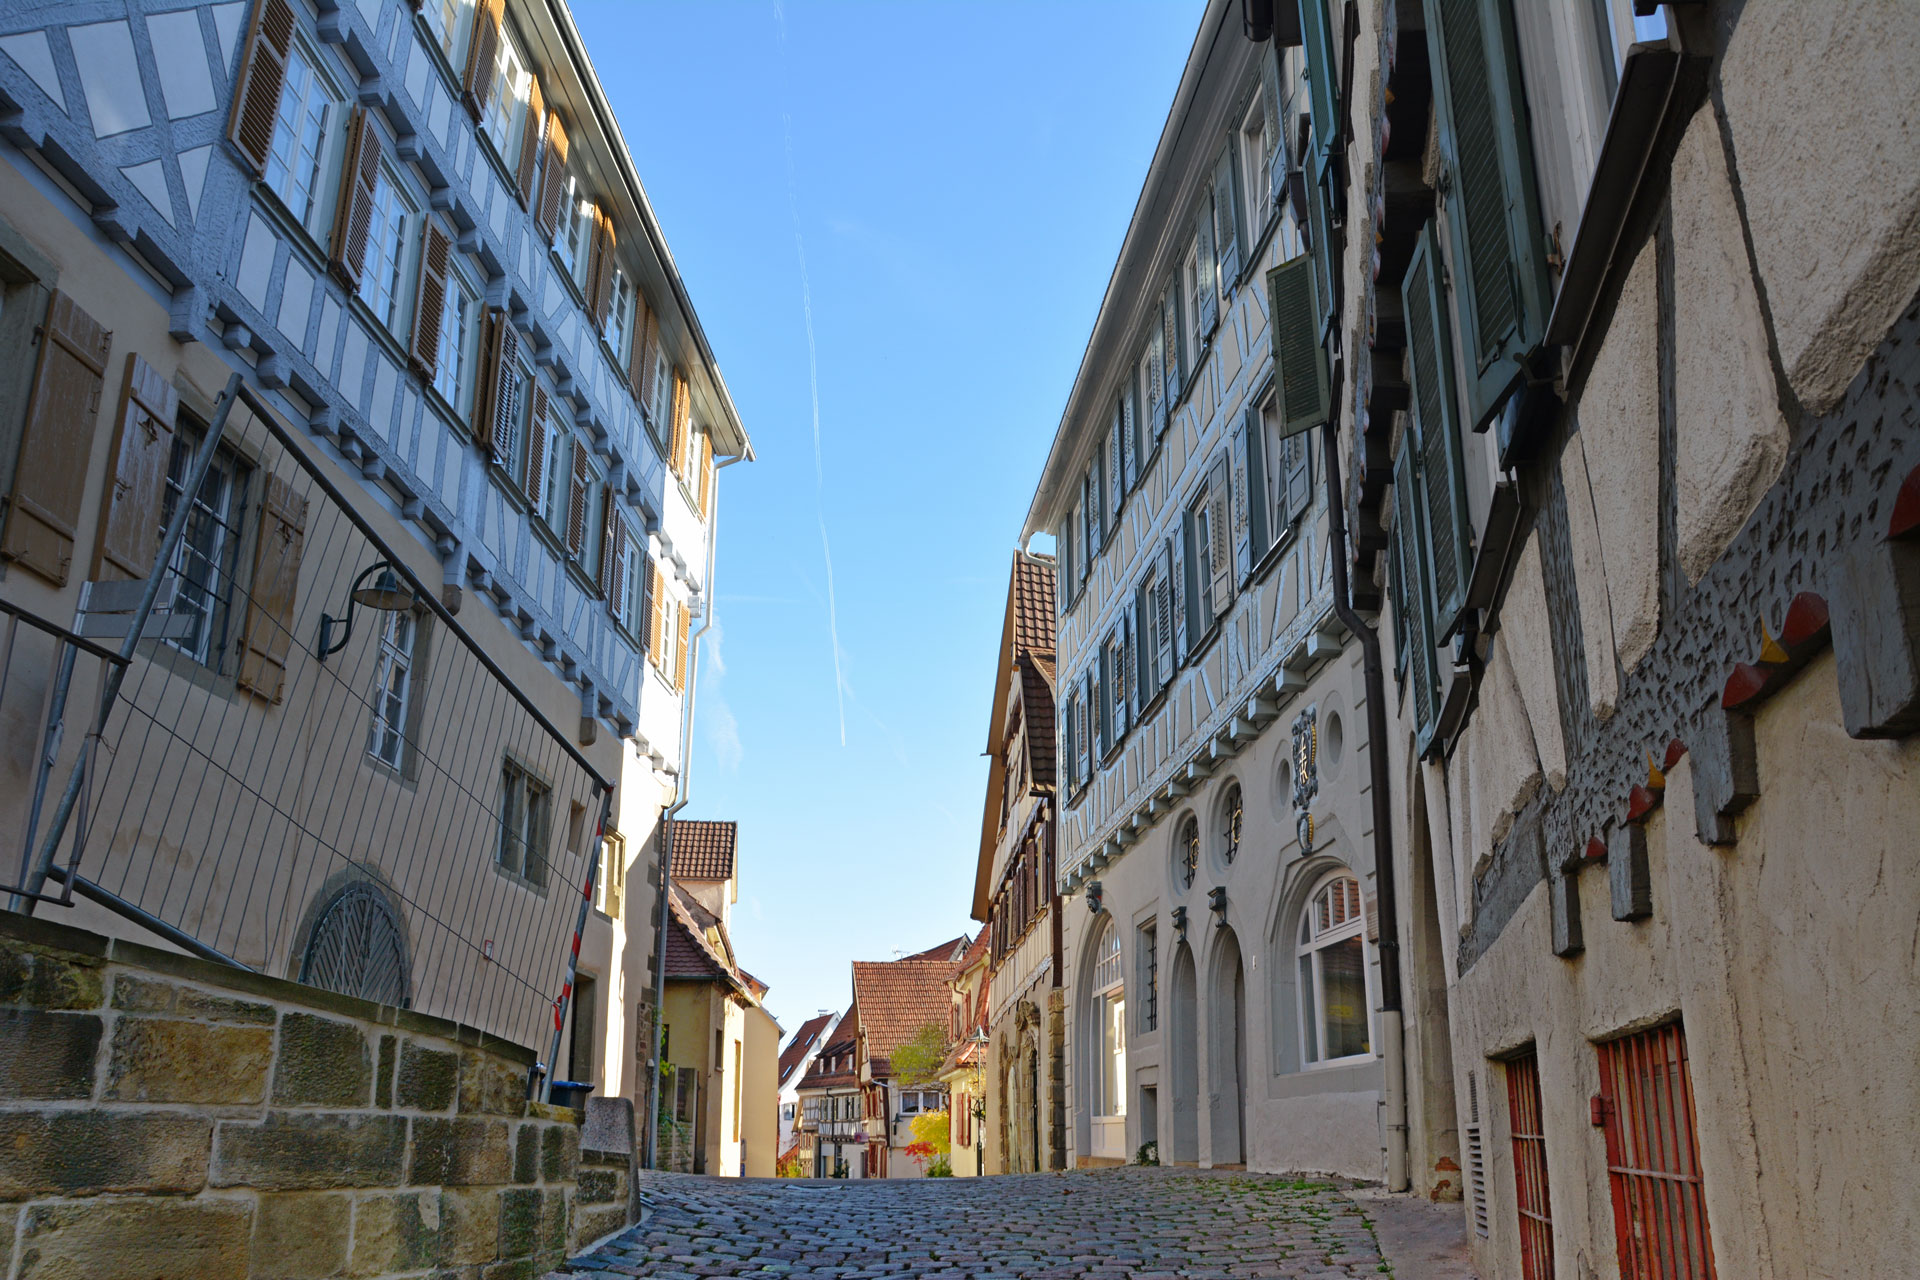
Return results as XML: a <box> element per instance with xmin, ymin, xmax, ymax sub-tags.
<box><xmin>316</xmin><ymin>561</ymin><xmax>415</xmax><ymax>660</ymax></box>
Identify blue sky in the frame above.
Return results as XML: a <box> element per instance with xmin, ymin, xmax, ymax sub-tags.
<box><xmin>572</xmin><ymin>0</ymin><xmax>1205</xmax><ymax>1034</ymax></box>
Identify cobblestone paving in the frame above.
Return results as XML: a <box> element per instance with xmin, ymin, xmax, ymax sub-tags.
<box><xmin>552</xmin><ymin>1169</ymin><xmax>1392</xmax><ymax>1279</ymax></box>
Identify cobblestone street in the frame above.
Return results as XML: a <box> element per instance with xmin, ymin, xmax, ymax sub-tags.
<box><xmin>552</xmin><ymin>1170</ymin><xmax>1417</xmax><ymax>1279</ymax></box>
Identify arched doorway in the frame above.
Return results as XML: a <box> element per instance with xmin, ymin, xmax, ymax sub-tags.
<box><xmin>300</xmin><ymin>881</ymin><xmax>410</xmax><ymax>1006</ymax></box>
<box><xmin>1207</xmin><ymin>926</ymin><xmax>1247</xmax><ymax>1166</ymax></box>
<box><xmin>1169</xmin><ymin>941</ymin><xmax>1199</xmax><ymax>1164</ymax></box>
<box><xmin>1083</xmin><ymin>915</ymin><xmax>1127</xmax><ymax>1162</ymax></box>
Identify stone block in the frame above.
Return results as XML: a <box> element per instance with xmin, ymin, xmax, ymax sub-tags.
<box><xmin>109</xmin><ymin>975</ymin><xmax>179</xmax><ymax>1013</ymax></box>
<box><xmin>0</xmin><ymin>1010</ymin><xmax>101</xmax><ymax>1099</ymax></box>
<box><xmin>481</xmin><ymin>1261</ymin><xmax>540</xmax><ymax>1280</ymax></box>
<box><xmin>212</xmin><ymin>1113</ymin><xmax>408</xmax><ymax>1190</ymax></box>
<box><xmin>347</xmin><ymin>1191</ymin><xmax>438</xmax><ymax>1276</ymax></box>
<box><xmin>0</xmin><ymin>944</ymin><xmax>102</xmax><ymax>1011</ymax></box>
<box><xmin>1550</xmin><ymin>869</ymin><xmax>1583</xmax><ymax>959</ymax></box>
<box><xmin>249</xmin><ymin>1192</ymin><xmax>350</xmax><ymax>1279</ymax></box>
<box><xmin>576</xmin><ymin>1167</ymin><xmax>620</xmax><ymax>1205</ymax></box>
<box><xmin>540</xmin><ymin>1187</ymin><xmax>568</xmax><ymax>1255</ymax></box>
<box><xmin>1688</xmin><ymin>703</ymin><xmax>1759</xmax><ymax>847</ymax></box>
<box><xmin>457</xmin><ymin>1049</ymin><xmax>526</xmax><ymax>1117</ymax></box>
<box><xmin>1608</xmin><ymin>823</ymin><xmax>1653</xmax><ymax>922</ymax></box>
<box><xmin>580</xmin><ymin>1096</ymin><xmax>633</xmax><ymax>1155</ymax></box>
<box><xmin>572</xmin><ymin>1202</ymin><xmax>626</xmax><ymax>1252</ymax></box>
<box><xmin>104</xmin><ymin>1017</ymin><xmax>273</xmax><ymax>1104</ymax></box>
<box><xmin>497</xmin><ymin>1186</ymin><xmax>541</xmax><ymax>1257</ymax></box>
<box><xmin>175</xmin><ymin>988</ymin><xmax>276</xmax><ymax>1024</ymax></box>
<box><xmin>398</xmin><ymin>1040</ymin><xmax>459</xmax><ymax>1112</ymax></box>
<box><xmin>436</xmin><ymin>1188</ymin><xmax>499</xmax><ymax>1266</ymax></box>
<box><xmin>540</xmin><ymin>1121</ymin><xmax>579</xmax><ymax>1182</ymax></box>
<box><xmin>274</xmin><ymin>1013</ymin><xmax>373</xmax><ymax>1108</ymax></box>
<box><xmin>513</xmin><ymin>1124</ymin><xmax>538</xmax><ymax>1184</ymax></box>
<box><xmin>0</xmin><ymin>1111</ymin><xmax>210</xmax><ymax>1198</ymax></box>
<box><xmin>376</xmin><ymin>1035</ymin><xmax>396</xmax><ymax>1109</ymax></box>
<box><xmin>17</xmin><ymin>1197</ymin><xmax>250</xmax><ymax>1280</ymax></box>
<box><xmin>410</xmin><ymin>1117</ymin><xmax>512</xmax><ymax>1186</ymax></box>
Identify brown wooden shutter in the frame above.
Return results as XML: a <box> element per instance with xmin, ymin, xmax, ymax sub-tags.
<box><xmin>626</xmin><ymin>297</ymin><xmax>650</xmax><ymax>401</ymax></box>
<box><xmin>91</xmin><ymin>353</ymin><xmax>178</xmax><ymax>583</ymax></box>
<box><xmin>236</xmin><ymin>474</ymin><xmax>308</xmax><ymax>703</ymax></box>
<box><xmin>471</xmin><ymin>309</ymin><xmax>500</xmax><ymax>454</ymax></box>
<box><xmin>565</xmin><ymin>436</ymin><xmax>588</xmax><ymax>556</ymax></box>
<box><xmin>461</xmin><ymin>0</ymin><xmax>504</xmax><ymax>121</ymax></box>
<box><xmin>588</xmin><ymin>211</ymin><xmax>616</xmax><ymax>330</ymax></box>
<box><xmin>328</xmin><ymin>108</ymin><xmax>381</xmax><ymax>289</ymax></box>
<box><xmin>696</xmin><ymin>432</ymin><xmax>714</xmax><ymax>519</ymax></box>
<box><xmin>669</xmin><ymin>369</ymin><xmax>690</xmax><ymax>475</ymax></box>
<box><xmin>515</xmin><ymin>78</ymin><xmax>545</xmax><ymax>207</ymax></box>
<box><xmin>226</xmin><ymin>0</ymin><xmax>295</xmax><ymax>176</ymax></box>
<box><xmin>535</xmin><ymin>110</ymin><xmax>569</xmax><ymax>243</ymax></box>
<box><xmin>407</xmin><ymin>219</ymin><xmax>453</xmax><ymax>378</ymax></box>
<box><xmin>524</xmin><ymin>382</ymin><xmax>551</xmax><ymax>507</ymax></box>
<box><xmin>638</xmin><ymin>307</ymin><xmax>662</xmax><ymax>415</ymax></box>
<box><xmin>597</xmin><ymin>488</ymin><xmax>617</xmax><ymax>596</ymax></box>
<box><xmin>674</xmin><ymin>602</ymin><xmax>690</xmax><ymax>690</ymax></box>
<box><xmin>647</xmin><ymin>560</ymin><xmax>665</xmax><ymax>663</ymax></box>
<box><xmin>486</xmin><ymin>313</ymin><xmax>523</xmax><ymax>460</ymax></box>
<box><xmin>1</xmin><ymin>292</ymin><xmax>110</xmax><ymax>586</ymax></box>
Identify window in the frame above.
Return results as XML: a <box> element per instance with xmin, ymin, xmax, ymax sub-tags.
<box><xmin>554</xmin><ymin>177</ymin><xmax>593</xmax><ymax>289</ymax></box>
<box><xmin>160</xmin><ymin>428</ymin><xmax>251</xmax><ymax>670</ymax></box>
<box><xmin>578</xmin><ymin>458</ymin><xmax>606</xmax><ymax>575</ymax></box>
<box><xmin>1241</xmin><ymin>94</ymin><xmax>1272</xmax><ymax>234</ymax></box>
<box><xmin>618</xmin><ymin>525</ymin><xmax>647</xmax><ymax>638</ymax></box>
<box><xmin>481</xmin><ymin>20</ymin><xmax>531</xmax><ymax>161</ymax></box>
<box><xmin>1191</xmin><ymin>489</ymin><xmax>1218</xmax><ymax>623</ymax></box>
<box><xmin>425</xmin><ymin>0</ymin><xmax>475</xmax><ymax>67</ymax></box>
<box><xmin>1597</xmin><ymin>1024</ymin><xmax>1716</xmax><ymax>1279</ymax></box>
<box><xmin>1297</xmin><ymin>872</ymin><xmax>1371</xmax><ymax>1065</ymax></box>
<box><xmin>1220</xmin><ymin>782</ymin><xmax>1242</xmax><ymax>864</ymax></box>
<box><xmin>264</xmin><ymin>43</ymin><xmax>339</xmax><ymax>229</ymax></box>
<box><xmin>358</xmin><ymin>165</ymin><xmax>415</xmax><ymax>332</ymax></box>
<box><xmin>900</xmin><ymin>1092</ymin><xmax>920</xmax><ymax>1115</ymax></box>
<box><xmin>1507</xmin><ymin>1050</ymin><xmax>1554</xmax><ymax>1280</ymax></box>
<box><xmin>433</xmin><ymin>263</ymin><xmax>480</xmax><ymax>419</ymax></box>
<box><xmin>595</xmin><ymin>830</ymin><xmax>625</xmax><ymax>919</ymax></box>
<box><xmin>1176</xmin><ymin>815</ymin><xmax>1198</xmax><ymax>890</ymax></box>
<box><xmin>497</xmin><ymin>758</ymin><xmax>550</xmax><ymax>885</ymax></box>
<box><xmin>539</xmin><ymin>424</ymin><xmax>571</xmax><ymax>533</ymax></box>
<box><xmin>1103</xmin><ymin>624</ymin><xmax>1130</xmax><ymax>748</ymax></box>
<box><xmin>1092</xmin><ymin>919</ymin><xmax>1125</xmax><ymax>1118</ymax></box>
<box><xmin>1182</xmin><ymin>243</ymin><xmax>1202</xmax><ymax>357</ymax></box>
<box><xmin>1137</xmin><ymin>923</ymin><xmax>1157</xmax><ymax>1033</ymax></box>
<box><xmin>605</xmin><ymin>267</ymin><xmax>634</xmax><ymax>364</ymax></box>
<box><xmin>366</xmin><ymin>609</ymin><xmax>416</xmax><ymax>768</ymax></box>
<box><xmin>494</xmin><ymin>354</ymin><xmax>534</xmax><ymax>489</ymax></box>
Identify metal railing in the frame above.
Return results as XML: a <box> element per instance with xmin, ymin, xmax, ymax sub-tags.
<box><xmin>4</xmin><ymin>376</ymin><xmax>611</xmax><ymax>1057</ymax></box>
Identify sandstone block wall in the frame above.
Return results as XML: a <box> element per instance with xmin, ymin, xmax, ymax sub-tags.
<box><xmin>0</xmin><ymin>913</ymin><xmax>637</xmax><ymax>1279</ymax></box>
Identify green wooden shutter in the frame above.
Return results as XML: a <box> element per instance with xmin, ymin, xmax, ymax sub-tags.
<box><xmin>1392</xmin><ymin>443</ymin><xmax>1441</xmax><ymax>747</ymax></box>
<box><xmin>1096</xmin><ymin>640</ymin><xmax>1111</xmax><ymax>759</ymax></box>
<box><xmin>1285</xmin><ymin>429</ymin><xmax>1313</xmax><ymax>523</ymax></box>
<box><xmin>1213</xmin><ymin>146</ymin><xmax>1242</xmax><ymax>290</ymax></box>
<box><xmin>1161</xmin><ymin>286</ymin><xmax>1183</xmax><ymax>405</ymax></box>
<box><xmin>1195</xmin><ymin>196</ymin><xmax>1218</xmax><ymax>338</ymax></box>
<box><xmin>1242</xmin><ymin>404</ymin><xmax>1272</xmax><ymax>568</ymax></box>
<box><xmin>1425</xmin><ymin>0</ymin><xmax>1551</xmax><ymax>434</ymax></box>
<box><xmin>1055</xmin><ymin>518</ymin><xmax>1072</xmax><ymax>615</ymax></box>
<box><xmin>1268</xmin><ymin>255</ymin><xmax>1330</xmax><ymax>438</ymax></box>
<box><xmin>1301</xmin><ymin>0</ymin><xmax>1340</xmax><ymax>159</ymax></box>
<box><xmin>1168</xmin><ymin>529</ymin><xmax>1190</xmax><ymax>666</ymax></box>
<box><xmin>1404</xmin><ymin>223</ymin><xmax>1473</xmax><ymax>637</ymax></box>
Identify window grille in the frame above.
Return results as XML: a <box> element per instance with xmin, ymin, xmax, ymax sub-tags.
<box><xmin>1222</xmin><ymin>783</ymin><xmax>1242</xmax><ymax>864</ymax></box>
<box><xmin>1138</xmin><ymin>923</ymin><xmax>1158</xmax><ymax>1032</ymax></box>
<box><xmin>1466</xmin><ymin>1069</ymin><xmax>1488</xmax><ymax>1237</ymax></box>
<box><xmin>1178</xmin><ymin>816</ymin><xmax>1198</xmax><ymax>889</ymax></box>
<box><xmin>1598</xmin><ymin>1023</ymin><xmax>1717</xmax><ymax>1279</ymax></box>
<box><xmin>1507</xmin><ymin>1050</ymin><xmax>1554</xmax><ymax>1278</ymax></box>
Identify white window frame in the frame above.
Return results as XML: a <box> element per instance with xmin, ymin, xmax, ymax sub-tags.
<box><xmin>605</xmin><ymin>266</ymin><xmax>634</xmax><ymax>365</ymax></box>
<box><xmin>654</xmin><ymin>586</ymin><xmax>680</xmax><ymax>682</ymax></box>
<box><xmin>1296</xmin><ymin>870</ymin><xmax>1375</xmax><ymax>1069</ymax></box>
<box><xmin>1191</xmin><ymin>489</ymin><xmax>1217</xmax><ymax>622</ymax></box>
<box><xmin>1182</xmin><ymin>243</ymin><xmax>1202</xmax><ymax>357</ymax></box>
<box><xmin>367</xmin><ymin>608</ymin><xmax>416</xmax><ymax>768</ymax></box>
<box><xmin>1091</xmin><ymin>919</ymin><xmax>1125</xmax><ymax>1120</ymax></box>
<box><xmin>433</xmin><ymin>260</ymin><xmax>481</xmax><ymax>419</ymax></box>
<box><xmin>480</xmin><ymin>18</ymin><xmax>532</xmax><ymax>163</ymax></box>
<box><xmin>554</xmin><ymin>175</ymin><xmax>593</xmax><ymax>289</ymax></box>
<box><xmin>540</xmin><ymin>422</ymin><xmax>571</xmax><ymax>533</ymax></box>
<box><xmin>618</xmin><ymin>521</ymin><xmax>646</xmax><ymax>637</ymax></box>
<box><xmin>264</xmin><ymin>39</ymin><xmax>343</xmax><ymax>233</ymax></box>
<box><xmin>424</xmin><ymin>0</ymin><xmax>475</xmax><ymax>70</ymax></box>
<box><xmin>1241</xmin><ymin>94</ymin><xmax>1271</xmax><ymax>236</ymax></box>
<box><xmin>579</xmin><ymin>456</ymin><xmax>607</xmax><ymax>574</ymax></box>
<box><xmin>359</xmin><ymin>160</ymin><xmax>417</xmax><ymax>334</ymax></box>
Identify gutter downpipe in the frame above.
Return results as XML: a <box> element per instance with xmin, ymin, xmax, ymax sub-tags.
<box><xmin>1319</xmin><ymin>415</ymin><xmax>1408</xmax><ymax>1193</ymax></box>
<box><xmin>642</xmin><ymin>452</ymin><xmax>747</xmax><ymax>1172</ymax></box>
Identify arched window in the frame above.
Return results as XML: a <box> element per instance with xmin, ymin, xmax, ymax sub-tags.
<box><xmin>1091</xmin><ymin>919</ymin><xmax>1126</xmax><ymax>1118</ymax></box>
<box><xmin>1220</xmin><ymin>782</ymin><xmax>1242</xmax><ymax>865</ymax></box>
<box><xmin>1296</xmin><ymin>872</ymin><xmax>1371</xmax><ymax>1066</ymax></box>
<box><xmin>300</xmin><ymin>882</ymin><xmax>410</xmax><ymax>1007</ymax></box>
<box><xmin>1176</xmin><ymin>816</ymin><xmax>1199</xmax><ymax>889</ymax></box>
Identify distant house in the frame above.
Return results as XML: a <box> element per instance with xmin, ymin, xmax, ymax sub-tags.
<box><xmin>777</xmin><ymin>1010</ymin><xmax>840</xmax><ymax>1169</ymax></box>
<box><xmin>793</xmin><ymin>1007</ymin><xmax>864</xmax><ymax>1178</ymax></box>
<box><xmin>937</xmin><ymin>930</ymin><xmax>993</xmax><ymax>1176</ymax></box>
<box><xmin>850</xmin><ymin>937</ymin><xmax>970</xmax><ymax>1179</ymax></box>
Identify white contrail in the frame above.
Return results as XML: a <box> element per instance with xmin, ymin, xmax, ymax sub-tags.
<box><xmin>776</xmin><ymin>0</ymin><xmax>845</xmax><ymax>744</ymax></box>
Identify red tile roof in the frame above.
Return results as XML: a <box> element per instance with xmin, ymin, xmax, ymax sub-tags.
<box><xmin>798</xmin><ymin>1005</ymin><xmax>860</xmax><ymax>1090</ymax></box>
<box><xmin>850</xmin><ymin>951</ymin><xmax>963</xmax><ymax>1063</ymax></box>
<box><xmin>672</xmin><ymin>819</ymin><xmax>737</xmax><ymax>882</ymax></box>
<box><xmin>662</xmin><ymin>884</ymin><xmax>755</xmax><ymax>1001</ymax></box>
<box><xmin>779</xmin><ymin>1013</ymin><xmax>835</xmax><ymax>1087</ymax></box>
<box><xmin>1011</xmin><ymin>554</ymin><xmax>1057</xmax><ymax>659</ymax></box>
<box><xmin>1019</xmin><ymin>654</ymin><xmax>1057</xmax><ymax>790</ymax></box>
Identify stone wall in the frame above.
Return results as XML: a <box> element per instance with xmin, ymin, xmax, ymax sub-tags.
<box><xmin>0</xmin><ymin>912</ymin><xmax>637</xmax><ymax>1279</ymax></box>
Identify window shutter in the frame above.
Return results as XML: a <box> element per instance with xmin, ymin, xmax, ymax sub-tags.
<box><xmin>471</xmin><ymin>309</ymin><xmax>498</xmax><ymax>453</ymax></box>
<box><xmin>1073</xmin><ymin>499</ymin><xmax>1088</xmax><ymax>585</ymax></box>
<box><xmin>483</xmin><ymin>309</ymin><xmax>523</xmax><ymax>461</ymax></box>
<box><xmin>565</xmin><ymin>436</ymin><xmax>588</xmax><ymax>556</ymax></box>
<box><xmin>535</xmin><ymin>110</ymin><xmax>569</xmax><ymax>243</ymax></box>
<box><xmin>1231</xmin><ymin>416</ymin><xmax>1252</xmax><ymax>582</ymax></box>
<box><xmin>1133</xmin><ymin>577</ymin><xmax>1154</xmax><ymax>705</ymax></box>
<box><xmin>2</xmin><ymin>293</ymin><xmax>110</xmax><ymax>586</ymax></box>
<box><xmin>647</xmin><ymin>559</ymin><xmax>665</xmax><ymax>661</ymax></box>
<box><xmin>1425</xmin><ymin>0</ymin><xmax>1551</xmax><ymax>433</ymax></box>
<box><xmin>1268</xmin><ymin>255</ymin><xmax>1331</xmax><ymax>439</ymax></box>
<box><xmin>1079</xmin><ymin>475</ymin><xmax>1094</xmax><ymax>569</ymax></box>
<box><xmin>1147</xmin><ymin>333</ymin><xmax>1166</xmax><ymax>440</ymax></box>
<box><xmin>1108</xmin><ymin>409</ymin><xmax>1125</xmax><ymax>525</ymax></box>
<box><xmin>588</xmin><ymin>210</ymin><xmax>616</xmax><ymax>330</ymax></box>
<box><xmin>1213</xmin><ymin>146</ymin><xmax>1242</xmax><ymax>291</ymax></box>
<box><xmin>1195</xmin><ymin>199</ymin><xmax>1218</xmax><ymax>338</ymax></box>
<box><xmin>1207</xmin><ymin>453</ymin><xmax>1233</xmax><ymax>617</ymax></box>
<box><xmin>91</xmin><ymin>353</ymin><xmax>178</xmax><ymax>583</ymax></box>
<box><xmin>1301</xmin><ymin>0</ymin><xmax>1340</xmax><ymax>159</ymax></box>
<box><xmin>1121</xmin><ymin>603</ymin><xmax>1138</xmax><ymax>728</ymax></box>
<box><xmin>1079</xmin><ymin>671</ymin><xmax>1094</xmax><ymax>781</ymax></box>
<box><xmin>1405</xmin><ymin>223</ymin><xmax>1473</xmax><ymax>636</ymax></box>
<box><xmin>408</xmin><ymin>220</ymin><xmax>453</xmax><ymax>378</ymax></box>
<box><xmin>515</xmin><ymin>79</ymin><xmax>545</xmax><ymax>208</ymax></box>
<box><xmin>1393</xmin><ymin>443</ymin><xmax>1441</xmax><ymax>744</ymax></box>
<box><xmin>1286</xmin><ymin>428</ymin><xmax>1313</xmax><ymax>523</ymax></box>
<box><xmin>669</xmin><ymin>369</ymin><xmax>690</xmax><ymax>476</ymax></box>
<box><xmin>236</xmin><ymin>474</ymin><xmax>309</xmax><ymax>703</ymax></box>
<box><xmin>327</xmin><ymin>108</ymin><xmax>381</xmax><ymax>290</ymax></box>
<box><xmin>461</xmin><ymin>0</ymin><xmax>504</xmax><ymax>121</ymax></box>
<box><xmin>1161</xmin><ymin>288</ymin><xmax>1182</xmax><ymax>405</ymax></box>
<box><xmin>226</xmin><ymin>0</ymin><xmax>295</xmax><ymax>177</ymax></box>
<box><xmin>674</xmin><ymin>602</ymin><xmax>691</xmax><ymax>691</ymax></box>
<box><xmin>1242</xmin><ymin>404</ymin><xmax>1272</xmax><ymax>572</ymax></box>
<box><xmin>1388</xmin><ymin>499</ymin><xmax>1410</xmax><ymax>679</ymax></box>
<box><xmin>524</xmin><ymin>381</ymin><xmax>551</xmax><ymax>505</ymax></box>
<box><xmin>1155</xmin><ymin>543</ymin><xmax>1175</xmax><ymax>687</ymax></box>
<box><xmin>627</xmin><ymin>298</ymin><xmax>650</xmax><ymax>402</ymax></box>
<box><xmin>1169</xmin><ymin>529</ymin><xmax>1190</xmax><ymax>667</ymax></box>
<box><xmin>1121</xmin><ymin>387</ymin><xmax>1137</xmax><ymax>491</ymax></box>
<box><xmin>696</xmin><ymin>432</ymin><xmax>714</xmax><ymax>519</ymax></box>
<box><xmin>597</xmin><ymin>488</ymin><xmax>617</xmax><ymax>597</ymax></box>
<box><xmin>1095</xmin><ymin>637</ymin><xmax>1110</xmax><ymax>759</ymax></box>
<box><xmin>1261</xmin><ymin>44</ymin><xmax>1287</xmax><ymax>209</ymax></box>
